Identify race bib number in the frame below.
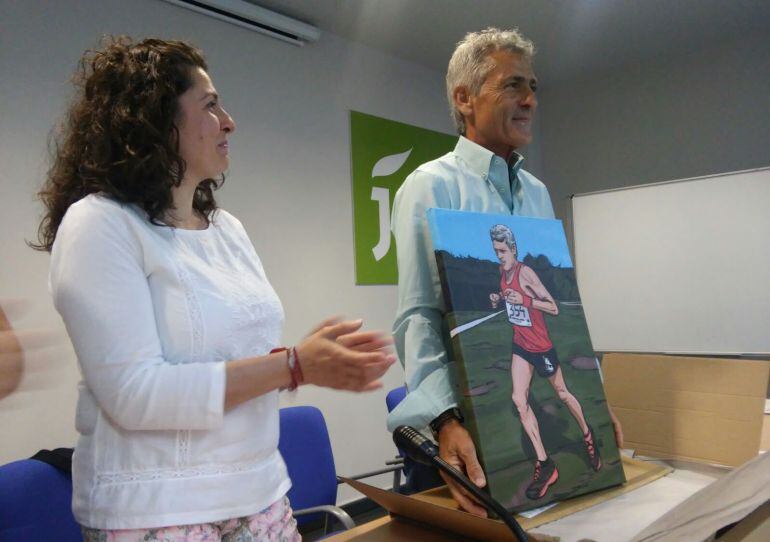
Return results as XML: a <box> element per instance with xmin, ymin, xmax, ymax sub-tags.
<box><xmin>506</xmin><ymin>301</ymin><xmax>532</xmax><ymax>327</ymax></box>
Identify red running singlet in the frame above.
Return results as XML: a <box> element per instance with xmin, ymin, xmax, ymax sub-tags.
<box><xmin>500</xmin><ymin>262</ymin><xmax>553</xmax><ymax>353</ymax></box>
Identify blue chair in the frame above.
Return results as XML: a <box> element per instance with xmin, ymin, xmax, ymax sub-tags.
<box><xmin>385</xmin><ymin>386</ymin><xmax>408</xmax><ymax>492</ymax></box>
<box><xmin>385</xmin><ymin>385</ymin><xmax>444</xmax><ymax>494</ymax></box>
<box><xmin>278</xmin><ymin>405</ymin><xmax>355</xmax><ymax>536</ymax></box>
<box><xmin>0</xmin><ymin>458</ymin><xmax>82</xmax><ymax>541</ymax></box>
<box><xmin>385</xmin><ymin>385</ymin><xmax>407</xmax><ymax>414</ymax></box>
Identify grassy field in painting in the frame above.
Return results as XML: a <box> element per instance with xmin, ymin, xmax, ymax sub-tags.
<box><xmin>448</xmin><ymin>304</ymin><xmax>626</xmax><ymax>511</ymax></box>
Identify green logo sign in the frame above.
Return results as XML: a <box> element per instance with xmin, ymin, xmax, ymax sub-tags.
<box><xmin>350</xmin><ymin>111</ymin><xmax>456</xmax><ymax>284</ymax></box>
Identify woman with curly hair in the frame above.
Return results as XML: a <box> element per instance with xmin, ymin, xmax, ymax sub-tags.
<box><xmin>34</xmin><ymin>37</ymin><xmax>394</xmax><ymax>541</ymax></box>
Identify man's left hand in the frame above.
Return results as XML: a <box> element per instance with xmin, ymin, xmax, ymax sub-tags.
<box><xmin>608</xmin><ymin>406</ymin><xmax>624</xmax><ymax>448</ymax></box>
<box><xmin>437</xmin><ymin>419</ymin><xmax>488</xmax><ymax>517</ymax></box>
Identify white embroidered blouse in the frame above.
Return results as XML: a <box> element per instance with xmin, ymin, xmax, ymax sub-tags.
<box><xmin>50</xmin><ymin>194</ymin><xmax>290</xmax><ymax>529</ymax></box>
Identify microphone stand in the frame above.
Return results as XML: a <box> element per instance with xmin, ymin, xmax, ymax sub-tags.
<box><xmin>394</xmin><ymin>425</ymin><xmax>529</xmax><ymax>542</ymax></box>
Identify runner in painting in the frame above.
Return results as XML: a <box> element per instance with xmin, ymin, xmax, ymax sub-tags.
<box><xmin>489</xmin><ymin>224</ymin><xmax>602</xmax><ymax>500</ymax></box>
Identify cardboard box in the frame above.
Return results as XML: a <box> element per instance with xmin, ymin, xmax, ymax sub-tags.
<box><xmin>761</xmin><ymin>414</ymin><xmax>770</xmax><ymax>452</ymax></box>
<box><xmin>602</xmin><ymin>353</ymin><xmax>769</xmax><ymax>466</ymax></box>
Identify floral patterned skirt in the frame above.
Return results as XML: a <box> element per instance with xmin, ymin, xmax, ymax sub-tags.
<box><xmin>81</xmin><ymin>496</ymin><xmax>301</xmax><ymax>541</ymax></box>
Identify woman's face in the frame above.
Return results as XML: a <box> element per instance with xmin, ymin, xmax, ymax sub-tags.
<box><xmin>176</xmin><ymin>67</ymin><xmax>236</xmax><ymax>184</ymax></box>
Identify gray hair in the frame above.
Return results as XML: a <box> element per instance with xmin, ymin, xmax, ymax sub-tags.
<box><xmin>446</xmin><ymin>27</ymin><xmax>535</xmax><ymax>134</ymax></box>
<box><xmin>490</xmin><ymin>224</ymin><xmax>516</xmax><ymax>248</ymax></box>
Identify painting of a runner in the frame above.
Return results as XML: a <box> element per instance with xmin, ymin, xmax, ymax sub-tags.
<box><xmin>426</xmin><ymin>208</ymin><xmax>625</xmax><ymax>511</ymax></box>
<box><xmin>489</xmin><ymin>224</ymin><xmax>602</xmax><ymax>500</ymax></box>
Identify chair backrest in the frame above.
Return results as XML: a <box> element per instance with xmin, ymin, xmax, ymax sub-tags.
<box><xmin>278</xmin><ymin>406</ymin><xmax>338</xmax><ymax>526</ymax></box>
<box><xmin>385</xmin><ymin>385</ymin><xmax>407</xmax><ymax>413</ymax></box>
<box><xmin>385</xmin><ymin>386</ymin><xmax>409</xmax><ymax>462</ymax></box>
<box><xmin>0</xmin><ymin>459</ymin><xmax>82</xmax><ymax>541</ymax></box>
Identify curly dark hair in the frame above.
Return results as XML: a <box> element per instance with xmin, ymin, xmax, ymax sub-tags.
<box><xmin>32</xmin><ymin>36</ymin><xmax>223</xmax><ymax>252</ymax></box>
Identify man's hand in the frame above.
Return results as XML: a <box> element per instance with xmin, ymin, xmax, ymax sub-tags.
<box><xmin>437</xmin><ymin>419</ymin><xmax>488</xmax><ymax>517</ymax></box>
<box><xmin>503</xmin><ymin>288</ymin><xmax>523</xmax><ymax>305</ymax></box>
<box><xmin>489</xmin><ymin>292</ymin><xmax>501</xmax><ymax>308</ymax></box>
<box><xmin>608</xmin><ymin>405</ymin><xmax>624</xmax><ymax>448</ymax></box>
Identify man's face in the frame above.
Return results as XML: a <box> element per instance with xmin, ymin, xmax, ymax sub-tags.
<box><xmin>493</xmin><ymin>240</ymin><xmax>517</xmax><ymax>271</ymax></box>
<box><xmin>459</xmin><ymin>50</ymin><xmax>537</xmax><ymax>159</ymax></box>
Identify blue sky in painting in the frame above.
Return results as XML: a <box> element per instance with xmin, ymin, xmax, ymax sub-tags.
<box><xmin>427</xmin><ymin>209</ymin><xmax>574</xmax><ymax>268</ymax></box>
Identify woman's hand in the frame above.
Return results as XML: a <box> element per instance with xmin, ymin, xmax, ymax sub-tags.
<box><xmin>1</xmin><ymin>300</ymin><xmax>63</xmax><ymax>401</ymax></box>
<box><xmin>297</xmin><ymin>319</ymin><xmax>395</xmax><ymax>392</ymax></box>
<box><xmin>306</xmin><ymin>316</ymin><xmax>392</xmax><ymax>353</ymax></box>
<box><xmin>225</xmin><ymin>318</ymin><xmax>394</xmax><ymax>409</ymax></box>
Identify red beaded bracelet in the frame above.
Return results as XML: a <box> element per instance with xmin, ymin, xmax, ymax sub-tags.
<box><xmin>287</xmin><ymin>346</ymin><xmax>304</xmax><ymax>391</ymax></box>
<box><xmin>270</xmin><ymin>346</ymin><xmax>304</xmax><ymax>391</ymax></box>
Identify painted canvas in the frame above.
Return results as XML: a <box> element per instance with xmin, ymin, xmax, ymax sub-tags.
<box><xmin>426</xmin><ymin>208</ymin><xmax>625</xmax><ymax>512</ymax></box>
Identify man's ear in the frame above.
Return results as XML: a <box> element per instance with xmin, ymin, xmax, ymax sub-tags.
<box><xmin>453</xmin><ymin>86</ymin><xmax>473</xmax><ymax>118</ymax></box>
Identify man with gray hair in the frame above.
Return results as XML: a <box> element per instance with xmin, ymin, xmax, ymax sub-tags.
<box><xmin>388</xmin><ymin>28</ymin><xmax>622</xmax><ymax>515</ymax></box>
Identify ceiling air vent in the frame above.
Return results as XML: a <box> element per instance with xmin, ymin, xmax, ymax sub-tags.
<box><xmin>160</xmin><ymin>0</ymin><xmax>321</xmax><ymax>46</ymax></box>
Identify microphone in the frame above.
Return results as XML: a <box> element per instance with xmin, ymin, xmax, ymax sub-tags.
<box><xmin>393</xmin><ymin>425</ymin><xmax>529</xmax><ymax>542</ymax></box>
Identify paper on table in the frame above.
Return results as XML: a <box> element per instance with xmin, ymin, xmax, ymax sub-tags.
<box><xmin>518</xmin><ymin>502</ymin><xmax>559</xmax><ymax>519</ymax></box>
<box><xmin>529</xmin><ymin>466</ymin><xmax>717</xmax><ymax>542</ymax></box>
<box><xmin>631</xmin><ymin>453</ymin><xmax>770</xmax><ymax>542</ymax></box>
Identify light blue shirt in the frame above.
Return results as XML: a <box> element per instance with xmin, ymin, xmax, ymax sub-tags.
<box><xmin>387</xmin><ymin>136</ymin><xmax>555</xmax><ymax>432</ymax></box>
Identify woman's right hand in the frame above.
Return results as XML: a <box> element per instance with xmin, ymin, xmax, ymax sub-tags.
<box><xmin>296</xmin><ymin>319</ymin><xmax>395</xmax><ymax>392</ymax></box>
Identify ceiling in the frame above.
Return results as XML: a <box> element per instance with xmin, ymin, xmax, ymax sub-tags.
<box><xmin>246</xmin><ymin>0</ymin><xmax>770</xmax><ymax>83</ymax></box>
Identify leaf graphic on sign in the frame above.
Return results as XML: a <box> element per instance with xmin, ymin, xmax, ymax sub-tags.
<box><xmin>371</xmin><ymin>148</ymin><xmax>413</xmax><ymax>178</ymax></box>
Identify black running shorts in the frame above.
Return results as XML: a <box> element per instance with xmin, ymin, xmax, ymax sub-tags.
<box><xmin>511</xmin><ymin>343</ymin><xmax>560</xmax><ymax>378</ymax></box>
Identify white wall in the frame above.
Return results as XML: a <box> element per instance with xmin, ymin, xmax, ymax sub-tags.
<box><xmin>537</xmin><ymin>30</ymin><xmax>770</xmax><ymax>231</ymax></box>
<box><xmin>0</xmin><ymin>0</ymin><xmax>463</xmax><ymax>504</ymax></box>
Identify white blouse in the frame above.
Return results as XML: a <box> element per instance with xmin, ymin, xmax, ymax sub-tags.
<box><xmin>50</xmin><ymin>194</ymin><xmax>290</xmax><ymax>529</ymax></box>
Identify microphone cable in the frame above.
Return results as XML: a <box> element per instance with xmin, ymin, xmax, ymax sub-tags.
<box><xmin>394</xmin><ymin>425</ymin><xmax>529</xmax><ymax>542</ymax></box>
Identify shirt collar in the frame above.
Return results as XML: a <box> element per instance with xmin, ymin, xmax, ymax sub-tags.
<box><xmin>454</xmin><ymin>136</ymin><xmax>525</xmax><ymax>178</ymax></box>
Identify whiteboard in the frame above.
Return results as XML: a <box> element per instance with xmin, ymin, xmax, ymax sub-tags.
<box><xmin>572</xmin><ymin>167</ymin><xmax>770</xmax><ymax>355</ymax></box>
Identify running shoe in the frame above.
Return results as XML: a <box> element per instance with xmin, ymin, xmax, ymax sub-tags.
<box><xmin>525</xmin><ymin>458</ymin><xmax>559</xmax><ymax>500</ymax></box>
